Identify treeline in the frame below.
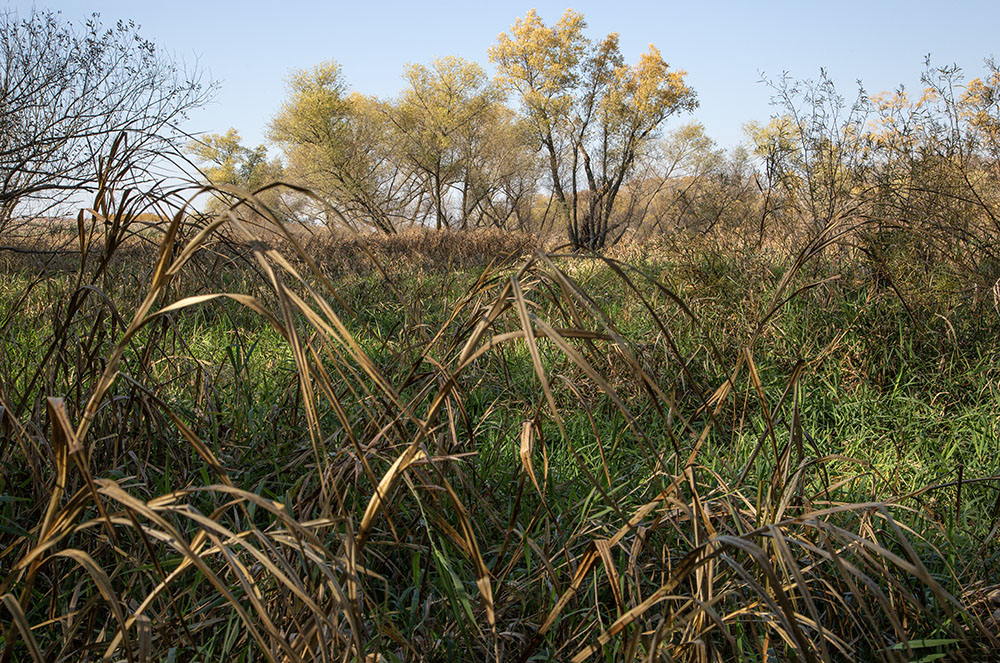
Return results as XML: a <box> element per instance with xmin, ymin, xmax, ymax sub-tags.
<box><xmin>189</xmin><ymin>10</ymin><xmax>1000</xmax><ymax>269</ymax></box>
<box><xmin>190</xmin><ymin>9</ymin><xmax>699</xmax><ymax>249</ymax></box>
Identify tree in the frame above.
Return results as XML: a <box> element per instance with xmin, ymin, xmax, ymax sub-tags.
<box><xmin>391</xmin><ymin>56</ymin><xmax>502</xmax><ymax>229</ymax></box>
<box><xmin>490</xmin><ymin>9</ymin><xmax>697</xmax><ymax>249</ymax></box>
<box><xmin>270</xmin><ymin>61</ymin><xmax>413</xmax><ymax>232</ymax></box>
<box><xmin>747</xmin><ymin>71</ymin><xmax>871</xmax><ymax>241</ymax></box>
<box><xmin>461</xmin><ymin>106</ymin><xmax>544</xmax><ymax>231</ymax></box>
<box><xmin>188</xmin><ymin>129</ymin><xmax>283</xmax><ymax>190</ymax></box>
<box><xmin>186</xmin><ymin>128</ymin><xmax>287</xmax><ymax>214</ymax></box>
<box><xmin>624</xmin><ymin>122</ymin><xmax>729</xmax><ymax>237</ymax></box>
<box><xmin>0</xmin><ymin>8</ymin><xmax>213</xmax><ymax>227</ymax></box>
<box><xmin>744</xmin><ymin>62</ymin><xmax>1000</xmax><ymax>286</ymax></box>
<box><xmin>863</xmin><ymin>61</ymin><xmax>1000</xmax><ymax>273</ymax></box>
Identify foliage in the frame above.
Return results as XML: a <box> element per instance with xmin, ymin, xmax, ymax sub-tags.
<box><xmin>267</xmin><ymin>10</ymin><xmax>697</xmax><ymax>245</ymax></box>
<box><xmin>186</xmin><ymin>128</ymin><xmax>286</xmax><ymax>214</ymax></box>
<box><xmin>490</xmin><ymin>9</ymin><xmax>698</xmax><ymax>249</ymax></box>
<box><xmin>270</xmin><ymin>61</ymin><xmax>415</xmax><ymax>232</ymax></box>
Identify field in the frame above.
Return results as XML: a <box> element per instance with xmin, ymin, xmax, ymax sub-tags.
<box><xmin>1</xmin><ymin>183</ymin><xmax>999</xmax><ymax>662</ymax></box>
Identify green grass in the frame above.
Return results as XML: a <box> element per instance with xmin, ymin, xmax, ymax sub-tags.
<box><xmin>1</xmin><ymin>200</ymin><xmax>999</xmax><ymax>661</ymax></box>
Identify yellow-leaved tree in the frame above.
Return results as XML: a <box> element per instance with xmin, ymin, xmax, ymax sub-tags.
<box><xmin>391</xmin><ymin>56</ymin><xmax>502</xmax><ymax>229</ymax></box>
<box><xmin>188</xmin><ymin>129</ymin><xmax>272</xmax><ymax>186</ymax></box>
<box><xmin>186</xmin><ymin>129</ymin><xmax>285</xmax><ymax>214</ymax></box>
<box><xmin>269</xmin><ymin>61</ymin><xmax>414</xmax><ymax>233</ymax></box>
<box><xmin>490</xmin><ymin>9</ymin><xmax>697</xmax><ymax>249</ymax></box>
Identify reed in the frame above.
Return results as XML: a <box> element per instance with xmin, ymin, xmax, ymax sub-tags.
<box><xmin>1</xmin><ymin>158</ymin><xmax>998</xmax><ymax>662</ymax></box>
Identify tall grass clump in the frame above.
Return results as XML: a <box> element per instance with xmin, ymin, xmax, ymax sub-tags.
<box><xmin>1</xmin><ymin>151</ymin><xmax>999</xmax><ymax>662</ymax></box>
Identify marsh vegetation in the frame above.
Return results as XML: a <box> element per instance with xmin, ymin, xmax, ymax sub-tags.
<box><xmin>1</xmin><ymin>7</ymin><xmax>1000</xmax><ymax>663</ymax></box>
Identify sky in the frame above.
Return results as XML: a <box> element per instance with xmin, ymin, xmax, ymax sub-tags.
<box><xmin>9</xmin><ymin>1</ymin><xmax>1000</xmax><ymax>155</ymax></box>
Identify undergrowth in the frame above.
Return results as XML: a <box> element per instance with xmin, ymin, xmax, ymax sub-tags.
<box><xmin>0</xmin><ymin>172</ymin><xmax>999</xmax><ymax>662</ymax></box>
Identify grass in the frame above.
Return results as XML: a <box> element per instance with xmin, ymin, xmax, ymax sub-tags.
<box><xmin>1</xmin><ymin>176</ymin><xmax>999</xmax><ymax>662</ymax></box>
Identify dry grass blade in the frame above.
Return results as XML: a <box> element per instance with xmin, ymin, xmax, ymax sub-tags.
<box><xmin>357</xmin><ymin>448</ymin><xmax>428</xmax><ymax>551</ymax></box>
<box><xmin>2</xmin><ymin>155</ymin><xmax>995</xmax><ymax>663</ymax></box>
<box><xmin>0</xmin><ymin>595</ymin><xmax>43</xmax><ymax>663</ymax></box>
<box><xmin>52</xmin><ymin>549</ymin><xmax>134</xmax><ymax>661</ymax></box>
<box><xmin>519</xmin><ymin>419</ymin><xmax>543</xmax><ymax>497</ymax></box>
<box><xmin>568</xmin><ymin>545</ymin><xmax>716</xmax><ymax>663</ymax></box>
<box><xmin>93</xmin><ymin>480</ymin><xmax>290</xmax><ymax>660</ymax></box>
<box><xmin>510</xmin><ymin>273</ymin><xmax>562</xmax><ymax>429</ymax></box>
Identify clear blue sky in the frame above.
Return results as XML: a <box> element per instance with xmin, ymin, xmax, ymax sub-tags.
<box><xmin>10</xmin><ymin>1</ymin><xmax>1000</xmax><ymax>153</ymax></box>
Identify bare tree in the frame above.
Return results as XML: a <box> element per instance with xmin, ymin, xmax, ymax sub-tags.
<box><xmin>0</xmin><ymin>9</ymin><xmax>214</xmax><ymax>227</ymax></box>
